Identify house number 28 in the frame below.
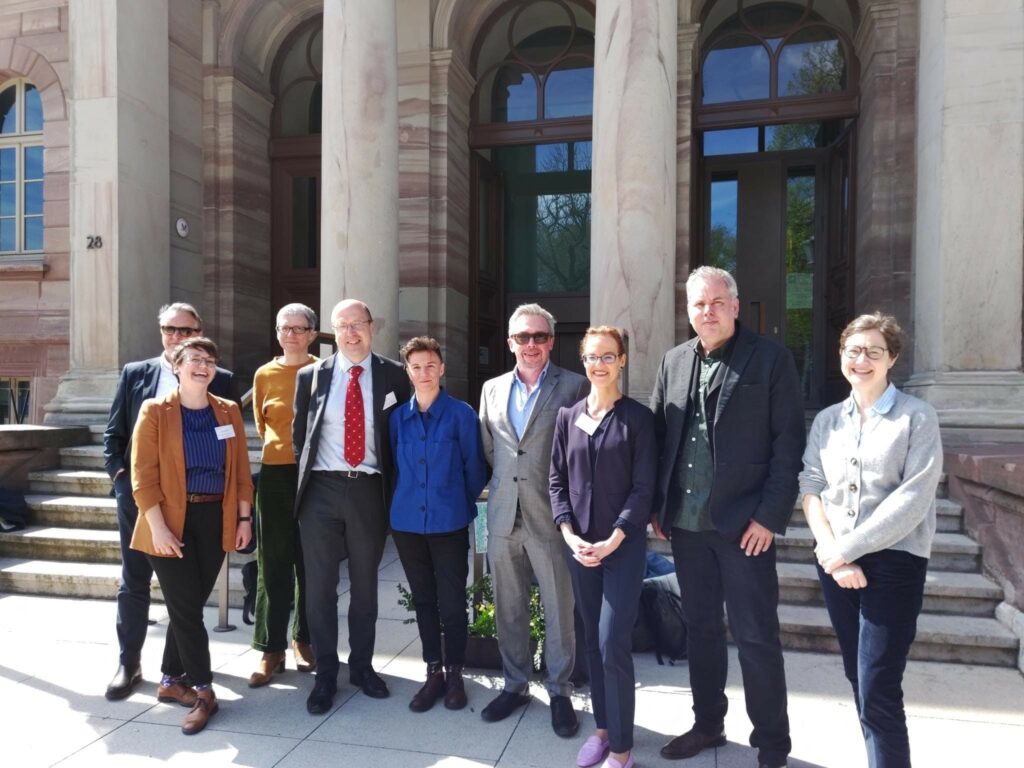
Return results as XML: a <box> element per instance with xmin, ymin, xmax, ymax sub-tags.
<box><xmin>86</xmin><ymin>236</ymin><xmax>103</xmax><ymax>249</ymax></box>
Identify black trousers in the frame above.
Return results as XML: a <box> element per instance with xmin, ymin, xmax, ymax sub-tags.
<box><xmin>568</xmin><ymin>529</ymin><xmax>646</xmax><ymax>753</ymax></box>
<box><xmin>818</xmin><ymin>549</ymin><xmax>927</xmax><ymax>768</ymax></box>
<box><xmin>298</xmin><ymin>471</ymin><xmax>387</xmax><ymax>679</ymax></box>
<box><xmin>113</xmin><ymin>472</ymin><xmax>153</xmax><ymax>667</ymax></box>
<box><xmin>671</xmin><ymin>528</ymin><xmax>791</xmax><ymax>765</ymax></box>
<box><xmin>392</xmin><ymin>527</ymin><xmax>470</xmax><ymax>666</ymax></box>
<box><xmin>147</xmin><ymin>501</ymin><xmax>225</xmax><ymax>687</ymax></box>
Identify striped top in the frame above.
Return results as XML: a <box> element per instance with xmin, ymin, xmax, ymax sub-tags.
<box><xmin>182</xmin><ymin>405</ymin><xmax>225</xmax><ymax>494</ymax></box>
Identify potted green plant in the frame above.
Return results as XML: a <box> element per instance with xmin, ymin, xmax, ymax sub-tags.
<box><xmin>397</xmin><ymin>574</ymin><xmax>544</xmax><ymax>671</ymax></box>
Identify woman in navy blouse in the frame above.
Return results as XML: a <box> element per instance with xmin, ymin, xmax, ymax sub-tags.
<box><xmin>549</xmin><ymin>326</ymin><xmax>656</xmax><ymax>768</ymax></box>
<box><xmin>389</xmin><ymin>336</ymin><xmax>488</xmax><ymax>713</ymax></box>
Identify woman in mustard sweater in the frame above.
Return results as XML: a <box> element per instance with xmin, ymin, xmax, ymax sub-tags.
<box><xmin>131</xmin><ymin>336</ymin><xmax>253</xmax><ymax>734</ymax></box>
<box><xmin>248</xmin><ymin>303</ymin><xmax>320</xmax><ymax>686</ymax></box>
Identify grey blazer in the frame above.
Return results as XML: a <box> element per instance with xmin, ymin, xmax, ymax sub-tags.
<box><xmin>479</xmin><ymin>364</ymin><xmax>588</xmax><ymax>540</ymax></box>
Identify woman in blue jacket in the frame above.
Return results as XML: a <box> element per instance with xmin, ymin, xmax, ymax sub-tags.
<box><xmin>550</xmin><ymin>326</ymin><xmax>656</xmax><ymax>768</ymax></box>
<box><xmin>390</xmin><ymin>336</ymin><xmax>488</xmax><ymax>713</ymax></box>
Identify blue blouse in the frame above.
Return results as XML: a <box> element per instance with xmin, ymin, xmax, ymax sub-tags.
<box><xmin>181</xmin><ymin>405</ymin><xmax>225</xmax><ymax>494</ymax></box>
<box><xmin>388</xmin><ymin>389</ymin><xmax>488</xmax><ymax>534</ymax></box>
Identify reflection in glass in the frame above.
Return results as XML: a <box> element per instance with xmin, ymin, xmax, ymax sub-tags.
<box><xmin>291</xmin><ymin>176</ymin><xmax>317</xmax><ymax>269</ymax></box>
<box><xmin>497</xmin><ymin>143</ymin><xmax>590</xmax><ymax>294</ymax></box>
<box><xmin>704</xmin><ymin>128</ymin><xmax>758</xmax><ymax>156</ymax></box>
<box><xmin>24</xmin><ymin>181</ymin><xmax>42</xmax><ymax>215</ymax></box>
<box><xmin>0</xmin><ymin>148</ymin><xmax>12</xmax><ymax>182</ymax></box>
<box><xmin>544</xmin><ymin>63</ymin><xmax>593</xmax><ymax>118</ymax></box>
<box><xmin>778</xmin><ymin>29</ymin><xmax>845</xmax><ymax>97</ymax></box>
<box><xmin>491</xmin><ymin>65</ymin><xmax>539</xmax><ymax>122</ymax></box>
<box><xmin>0</xmin><ymin>218</ymin><xmax>14</xmax><ymax>251</ymax></box>
<box><xmin>24</xmin><ymin>216</ymin><xmax>42</xmax><ymax>251</ymax></box>
<box><xmin>24</xmin><ymin>84</ymin><xmax>42</xmax><ymax>132</ymax></box>
<box><xmin>708</xmin><ymin>179</ymin><xmax>738</xmax><ymax>274</ymax></box>
<box><xmin>703</xmin><ymin>36</ymin><xmax>769</xmax><ymax>104</ymax></box>
<box><xmin>478</xmin><ymin>174</ymin><xmax>491</xmax><ymax>272</ymax></box>
<box><xmin>24</xmin><ymin>146</ymin><xmax>43</xmax><ymax>180</ymax></box>
<box><xmin>785</xmin><ymin>171</ymin><xmax>816</xmax><ymax>400</ymax></box>
<box><xmin>0</xmin><ymin>86</ymin><xmax>15</xmax><ymax>134</ymax></box>
<box><xmin>0</xmin><ymin>183</ymin><xmax>14</xmax><ymax>216</ymax></box>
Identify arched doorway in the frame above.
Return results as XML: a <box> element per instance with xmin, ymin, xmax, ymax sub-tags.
<box><xmin>468</xmin><ymin>0</ymin><xmax>595</xmax><ymax>400</ymax></box>
<box><xmin>269</xmin><ymin>17</ymin><xmax>323</xmax><ymax>341</ymax></box>
<box><xmin>696</xmin><ymin>0</ymin><xmax>860</xmax><ymax>406</ymax></box>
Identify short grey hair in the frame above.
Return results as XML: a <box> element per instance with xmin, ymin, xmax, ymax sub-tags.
<box><xmin>276</xmin><ymin>302</ymin><xmax>317</xmax><ymax>329</ymax></box>
<box><xmin>158</xmin><ymin>302</ymin><xmax>202</xmax><ymax>327</ymax></box>
<box><xmin>508</xmin><ymin>303</ymin><xmax>556</xmax><ymax>336</ymax></box>
<box><xmin>686</xmin><ymin>266</ymin><xmax>739</xmax><ymax>301</ymax></box>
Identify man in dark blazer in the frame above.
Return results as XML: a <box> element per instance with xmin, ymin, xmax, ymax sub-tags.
<box><xmin>293</xmin><ymin>298</ymin><xmax>410</xmax><ymax>715</ymax></box>
<box><xmin>478</xmin><ymin>304</ymin><xmax>588</xmax><ymax>737</ymax></box>
<box><xmin>651</xmin><ymin>267</ymin><xmax>805</xmax><ymax>768</ymax></box>
<box><xmin>102</xmin><ymin>302</ymin><xmax>235</xmax><ymax>701</ymax></box>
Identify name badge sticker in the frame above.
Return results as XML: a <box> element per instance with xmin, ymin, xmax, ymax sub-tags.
<box><xmin>215</xmin><ymin>424</ymin><xmax>235</xmax><ymax>440</ymax></box>
<box><xmin>383</xmin><ymin>391</ymin><xmax>398</xmax><ymax>409</ymax></box>
<box><xmin>574</xmin><ymin>412</ymin><xmax>600</xmax><ymax>436</ymax></box>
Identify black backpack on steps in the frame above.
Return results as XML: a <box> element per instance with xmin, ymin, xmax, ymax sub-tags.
<box><xmin>638</xmin><ymin>572</ymin><xmax>688</xmax><ymax>665</ymax></box>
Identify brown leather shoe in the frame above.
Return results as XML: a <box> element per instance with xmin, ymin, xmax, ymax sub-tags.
<box><xmin>248</xmin><ymin>652</ymin><xmax>286</xmax><ymax>688</ymax></box>
<box><xmin>157</xmin><ymin>680</ymin><xmax>197</xmax><ymax>707</ymax></box>
<box><xmin>292</xmin><ymin>640</ymin><xmax>316</xmax><ymax>673</ymax></box>
<box><xmin>409</xmin><ymin>663</ymin><xmax>446</xmax><ymax>712</ymax></box>
<box><xmin>660</xmin><ymin>728</ymin><xmax>727</xmax><ymax>760</ymax></box>
<box><xmin>443</xmin><ymin>665</ymin><xmax>467</xmax><ymax>710</ymax></box>
<box><xmin>181</xmin><ymin>688</ymin><xmax>218</xmax><ymax>735</ymax></box>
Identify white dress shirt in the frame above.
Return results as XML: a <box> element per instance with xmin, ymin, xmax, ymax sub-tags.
<box><xmin>311</xmin><ymin>354</ymin><xmax>379</xmax><ymax>473</ymax></box>
<box><xmin>156</xmin><ymin>355</ymin><xmax>178</xmax><ymax>399</ymax></box>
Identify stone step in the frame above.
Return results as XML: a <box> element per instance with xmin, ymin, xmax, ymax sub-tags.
<box><xmin>777</xmin><ymin>562</ymin><xmax>1003</xmax><ymax>617</ymax></box>
<box><xmin>786</xmin><ymin>497</ymin><xmax>963</xmax><ymax>534</ymax></box>
<box><xmin>0</xmin><ymin>557</ymin><xmax>246</xmax><ymax>608</ymax></box>
<box><xmin>26</xmin><ymin>494</ymin><xmax>117</xmax><ymax>530</ymax></box>
<box><xmin>58</xmin><ymin>444</ymin><xmax>263</xmax><ymax>473</ymax></box>
<box><xmin>26</xmin><ymin>468</ymin><xmax>111</xmax><ymax>497</ymax></box>
<box><xmin>0</xmin><ymin>525</ymin><xmax>122</xmax><ymax>563</ymax></box>
<box><xmin>778</xmin><ymin>604</ymin><xmax>1018</xmax><ymax>667</ymax></box>
<box><xmin>776</xmin><ymin>528</ymin><xmax>980</xmax><ymax>572</ymax></box>
<box><xmin>88</xmin><ymin>424</ymin><xmax>105</xmax><ymax>446</ymax></box>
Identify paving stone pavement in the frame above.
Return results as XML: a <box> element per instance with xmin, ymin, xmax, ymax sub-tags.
<box><xmin>2</xmin><ymin>540</ymin><xmax>1022</xmax><ymax>767</ymax></box>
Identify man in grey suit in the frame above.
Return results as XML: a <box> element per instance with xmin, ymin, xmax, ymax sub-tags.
<box><xmin>479</xmin><ymin>303</ymin><xmax>587</xmax><ymax>737</ymax></box>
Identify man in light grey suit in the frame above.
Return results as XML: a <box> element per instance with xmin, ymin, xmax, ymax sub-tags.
<box><xmin>479</xmin><ymin>303</ymin><xmax>588</xmax><ymax>737</ymax></box>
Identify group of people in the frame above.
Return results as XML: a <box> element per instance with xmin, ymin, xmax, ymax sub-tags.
<box><xmin>100</xmin><ymin>266</ymin><xmax>942</xmax><ymax>768</ymax></box>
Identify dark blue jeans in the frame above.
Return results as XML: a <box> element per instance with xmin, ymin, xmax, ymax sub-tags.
<box><xmin>113</xmin><ymin>472</ymin><xmax>153</xmax><ymax>667</ymax></box>
<box><xmin>671</xmin><ymin>528</ymin><xmax>791</xmax><ymax>765</ymax></box>
<box><xmin>817</xmin><ymin>549</ymin><xmax>928</xmax><ymax>768</ymax></box>
<box><xmin>568</xmin><ymin>529</ymin><xmax>646</xmax><ymax>753</ymax></box>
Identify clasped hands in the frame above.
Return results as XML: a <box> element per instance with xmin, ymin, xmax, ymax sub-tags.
<box><xmin>815</xmin><ymin>539</ymin><xmax>867</xmax><ymax>589</ymax></box>
<box><xmin>561</xmin><ymin>527</ymin><xmax>624</xmax><ymax>568</ymax></box>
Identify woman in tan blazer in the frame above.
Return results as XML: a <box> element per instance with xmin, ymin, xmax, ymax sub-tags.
<box><xmin>130</xmin><ymin>336</ymin><xmax>253</xmax><ymax>735</ymax></box>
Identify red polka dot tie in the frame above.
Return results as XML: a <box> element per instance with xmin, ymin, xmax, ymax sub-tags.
<box><xmin>344</xmin><ymin>365</ymin><xmax>365</xmax><ymax>468</ymax></box>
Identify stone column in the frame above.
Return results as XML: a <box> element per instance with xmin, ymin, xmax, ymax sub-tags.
<box><xmin>45</xmin><ymin>0</ymin><xmax>171</xmax><ymax>424</ymax></box>
<box><xmin>320</xmin><ymin>0</ymin><xmax>400</xmax><ymax>356</ymax></box>
<box><xmin>905</xmin><ymin>1</ymin><xmax>1024</xmax><ymax>442</ymax></box>
<box><xmin>590</xmin><ymin>0</ymin><xmax>677</xmax><ymax>403</ymax></box>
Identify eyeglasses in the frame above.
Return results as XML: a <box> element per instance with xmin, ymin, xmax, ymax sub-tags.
<box><xmin>582</xmin><ymin>353</ymin><xmax>620</xmax><ymax>366</ymax></box>
<box><xmin>331</xmin><ymin>320</ymin><xmax>371</xmax><ymax>334</ymax></box>
<box><xmin>161</xmin><ymin>325</ymin><xmax>200</xmax><ymax>337</ymax></box>
<box><xmin>181</xmin><ymin>355</ymin><xmax>217</xmax><ymax>367</ymax></box>
<box><xmin>842</xmin><ymin>345</ymin><xmax>888</xmax><ymax>360</ymax></box>
<box><xmin>510</xmin><ymin>332</ymin><xmax>551</xmax><ymax>345</ymax></box>
<box><xmin>277</xmin><ymin>325</ymin><xmax>314</xmax><ymax>335</ymax></box>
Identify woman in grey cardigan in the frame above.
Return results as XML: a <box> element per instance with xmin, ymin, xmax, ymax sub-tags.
<box><xmin>798</xmin><ymin>313</ymin><xmax>942</xmax><ymax>768</ymax></box>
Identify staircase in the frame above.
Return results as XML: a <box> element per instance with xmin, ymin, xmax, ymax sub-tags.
<box><xmin>0</xmin><ymin>424</ymin><xmax>262</xmax><ymax>608</ymax></box>
<box><xmin>650</xmin><ymin>474</ymin><xmax>1019</xmax><ymax>667</ymax></box>
<box><xmin>1</xmin><ymin>432</ymin><xmax>1019</xmax><ymax>666</ymax></box>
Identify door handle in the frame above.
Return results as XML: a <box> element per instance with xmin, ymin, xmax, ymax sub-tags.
<box><xmin>751</xmin><ymin>301</ymin><xmax>767</xmax><ymax>335</ymax></box>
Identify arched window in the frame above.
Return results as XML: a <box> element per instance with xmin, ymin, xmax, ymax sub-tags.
<box><xmin>0</xmin><ymin>79</ymin><xmax>44</xmax><ymax>253</ymax></box>
<box><xmin>697</xmin><ymin>0</ymin><xmax>858</xmax><ymax>130</ymax></box>
<box><xmin>272</xmin><ymin>22</ymin><xmax>322</xmax><ymax>137</ymax></box>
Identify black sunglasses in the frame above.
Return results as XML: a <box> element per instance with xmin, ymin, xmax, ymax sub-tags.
<box><xmin>510</xmin><ymin>332</ymin><xmax>551</xmax><ymax>345</ymax></box>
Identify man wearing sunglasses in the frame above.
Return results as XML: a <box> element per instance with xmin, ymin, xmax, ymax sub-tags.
<box><xmin>478</xmin><ymin>304</ymin><xmax>587</xmax><ymax>737</ymax></box>
<box><xmin>102</xmin><ymin>302</ymin><xmax>235</xmax><ymax>701</ymax></box>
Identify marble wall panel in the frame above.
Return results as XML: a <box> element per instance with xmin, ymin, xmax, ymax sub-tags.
<box><xmin>675</xmin><ymin>23</ymin><xmax>698</xmax><ymax>345</ymax></box>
